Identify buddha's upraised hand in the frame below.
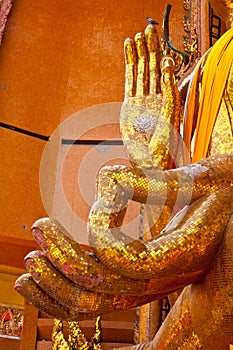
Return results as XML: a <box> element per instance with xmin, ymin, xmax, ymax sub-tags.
<box><xmin>120</xmin><ymin>24</ymin><xmax>181</xmax><ymax>171</ymax></box>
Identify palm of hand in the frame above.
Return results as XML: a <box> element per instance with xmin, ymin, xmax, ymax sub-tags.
<box><xmin>120</xmin><ymin>24</ymin><xmax>180</xmax><ymax>171</ymax></box>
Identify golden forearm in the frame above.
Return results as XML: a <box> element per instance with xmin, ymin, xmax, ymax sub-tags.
<box><xmin>100</xmin><ymin>154</ymin><xmax>233</xmax><ymax>206</ymax></box>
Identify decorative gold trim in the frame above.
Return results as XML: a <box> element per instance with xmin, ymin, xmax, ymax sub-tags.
<box><xmin>0</xmin><ymin>305</ymin><xmax>23</xmax><ymax>338</ymax></box>
<box><xmin>183</xmin><ymin>0</ymin><xmax>200</xmax><ymax>57</ymax></box>
<box><xmin>51</xmin><ymin>317</ymin><xmax>103</xmax><ymax>350</ymax></box>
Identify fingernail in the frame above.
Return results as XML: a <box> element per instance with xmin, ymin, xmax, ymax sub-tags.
<box><xmin>31</xmin><ymin>228</ymin><xmax>47</xmax><ymax>249</ymax></box>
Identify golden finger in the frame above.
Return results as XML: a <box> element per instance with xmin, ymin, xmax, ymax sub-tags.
<box><xmin>14</xmin><ymin>273</ymin><xmax>92</xmax><ymax>321</ymax></box>
<box><xmin>161</xmin><ymin>56</ymin><xmax>178</xmax><ymax>102</ymax></box>
<box><xmin>134</xmin><ymin>32</ymin><xmax>149</xmax><ymax>96</ymax></box>
<box><xmin>145</xmin><ymin>24</ymin><xmax>161</xmax><ymax>94</ymax></box>
<box><xmin>31</xmin><ymin>218</ymin><xmax>156</xmax><ymax>296</ymax></box>
<box><xmin>24</xmin><ymin>250</ymin><xmax>98</xmax><ymax>312</ymax></box>
<box><xmin>23</xmin><ymin>253</ymin><xmax>161</xmax><ymax>317</ymax></box>
<box><xmin>124</xmin><ymin>38</ymin><xmax>137</xmax><ymax>98</ymax></box>
<box><xmin>148</xmin><ymin>56</ymin><xmax>180</xmax><ymax>167</ymax></box>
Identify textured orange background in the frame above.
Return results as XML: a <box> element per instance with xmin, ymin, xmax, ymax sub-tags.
<box><xmin>0</xmin><ymin>0</ymin><xmax>184</xmax><ymax>247</ymax></box>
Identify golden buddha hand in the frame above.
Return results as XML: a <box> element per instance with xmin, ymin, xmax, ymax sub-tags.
<box><xmin>15</xmin><ymin>154</ymin><xmax>233</xmax><ymax>321</ymax></box>
<box><xmin>120</xmin><ymin>24</ymin><xmax>181</xmax><ymax>171</ymax></box>
<box><xmin>121</xmin><ymin>24</ymin><xmax>182</xmax><ymax>237</ymax></box>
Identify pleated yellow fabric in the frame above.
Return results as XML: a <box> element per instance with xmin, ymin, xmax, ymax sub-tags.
<box><xmin>183</xmin><ymin>54</ymin><xmax>206</xmax><ymax>155</ymax></box>
<box><xmin>184</xmin><ymin>27</ymin><xmax>233</xmax><ymax>162</ymax></box>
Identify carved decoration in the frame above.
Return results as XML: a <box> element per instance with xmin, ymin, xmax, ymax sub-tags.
<box><xmin>0</xmin><ymin>305</ymin><xmax>23</xmax><ymax>338</ymax></box>
<box><xmin>183</xmin><ymin>0</ymin><xmax>199</xmax><ymax>57</ymax></box>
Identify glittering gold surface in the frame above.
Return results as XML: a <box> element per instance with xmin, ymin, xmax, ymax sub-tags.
<box><xmin>14</xmin><ymin>23</ymin><xmax>233</xmax><ymax>350</ymax></box>
<box><xmin>121</xmin><ymin>24</ymin><xmax>181</xmax><ymax>172</ymax></box>
<box><xmin>15</xmin><ymin>273</ymin><xmax>88</xmax><ymax>321</ymax></box>
<box><xmin>15</xmin><ymin>272</ymin><xmax>159</xmax><ymax>322</ymax></box>
<box><xmin>189</xmin><ymin>214</ymin><xmax>233</xmax><ymax>349</ymax></box>
<box><xmin>51</xmin><ymin>318</ymin><xmax>101</xmax><ymax>350</ymax></box>
<box><xmin>91</xmin><ymin>316</ymin><xmax>102</xmax><ymax>350</ymax></box>
<box><xmin>94</xmin><ymin>154</ymin><xmax>233</xmax><ymax>207</ymax></box>
<box><xmin>16</xmin><ymin>252</ymin><xmax>161</xmax><ymax>321</ymax></box>
<box><xmin>121</xmin><ymin>26</ymin><xmax>182</xmax><ymax>343</ymax></box>
<box><xmin>51</xmin><ymin>319</ymin><xmax>69</xmax><ymax>350</ymax></box>
<box><xmin>67</xmin><ymin>321</ymin><xmax>90</xmax><ymax>350</ymax></box>
<box><xmin>144</xmin><ymin>204</ymin><xmax>173</xmax><ymax>238</ymax></box>
<box><xmin>89</xmin><ymin>167</ymin><xmax>233</xmax><ymax>281</ymax></box>
<box><xmin>15</xmin><ymin>153</ymin><xmax>233</xmax><ymax>329</ymax></box>
<box><xmin>27</xmin><ymin>219</ymin><xmax>169</xmax><ymax>297</ymax></box>
<box><xmin>209</xmin><ymin>62</ymin><xmax>233</xmax><ymax>156</ymax></box>
<box><xmin>150</xmin><ymin>287</ymin><xmax>204</xmax><ymax>349</ymax></box>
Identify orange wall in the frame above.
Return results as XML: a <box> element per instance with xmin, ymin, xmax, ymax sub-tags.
<box><xmin>0</xmin><ymin>0</ymin><xmax>185</xmax><ymax>245</ymax></box>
